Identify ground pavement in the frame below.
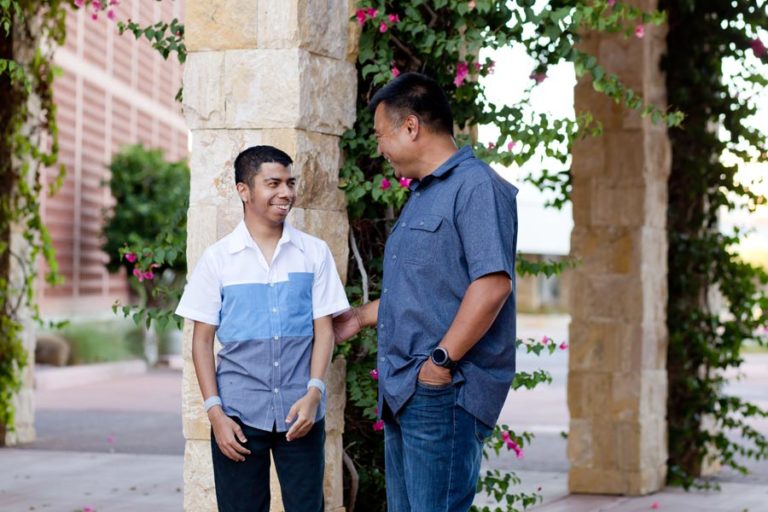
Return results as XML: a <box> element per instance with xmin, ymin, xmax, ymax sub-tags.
<box><xmin>1</xmin><ymin>314</ymin><xmax>767</xmax><ymax>511</ymax></box>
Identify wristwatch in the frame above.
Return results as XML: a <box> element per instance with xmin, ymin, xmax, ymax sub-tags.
<box><xmin>430</xmin><ymin>346</ymin><xmax>457</xmax><ymax>370</ymax></box>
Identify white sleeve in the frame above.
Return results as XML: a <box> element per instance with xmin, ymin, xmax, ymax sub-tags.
<box><xmin>175</xmin><ymin>248</ymin><xmax>221</xmax><ymax>326</ymax></box>
<box><xmin>312</xmin><ymin>243</ymin><xmax>350</xmax><ymax>319</ymax></box>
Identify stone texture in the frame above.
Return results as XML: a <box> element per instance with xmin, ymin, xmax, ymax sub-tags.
<box><xmin>184</xmin><ymin>50</ymin><xmax>356</xmax><ymax>135</ymax></box>
<box><xmin>568</xmin><ymin>1</ymin><xmax>669</xmax><ymax>495</ymax></box>
<box><xmin>288</xmin><ymin>207</ymin><xmax>350</xmax><ymax>280</ymax></box>
<box><xmin>184</xmin><ymin>439</ymin><xmax>217</xmax><ymax>512</ymax></box>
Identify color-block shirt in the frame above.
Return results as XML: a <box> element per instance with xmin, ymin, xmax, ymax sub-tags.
<box><xmin>176</xmin><ymin>221</ymin><xmax>349</xmax><ymax>432</ymax></box>
<box><xmin>377</xmin><ymin>146</ymin><xmax>519</xmax><ymax>428</ymax></box>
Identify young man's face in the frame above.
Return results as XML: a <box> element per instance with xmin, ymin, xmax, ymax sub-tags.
<box><xmin>237</xmin><ymin>162</ymin><xmax>296</xmax><ymax>226</ymax></box>
<box><xmin>373</xmin><ymin>103</ymin><xmax>416</xmax><ymax>178</ymax></box>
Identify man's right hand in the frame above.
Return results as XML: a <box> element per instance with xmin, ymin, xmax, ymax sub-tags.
<box><xmin>333</xmin><ymin>308</ymin><xmax>363</xmax><ymax>344</ymax></box>
<box><xmin>209</xmin><ymin>407</ymin><xmax>251</xmax><ymax>462</ymax></box>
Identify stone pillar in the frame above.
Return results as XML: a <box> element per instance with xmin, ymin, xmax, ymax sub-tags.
<box><xmin>181</xmin><ymin>1</ymin><xmax>357</xmax><ymax>510</ymax></box>
<box><xmin>567</xmin><ymin>2</ymin><xmax>670</xmax><ymax>495</ymax></box>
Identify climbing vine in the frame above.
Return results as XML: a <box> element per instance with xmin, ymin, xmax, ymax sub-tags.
<box><xmin>0</xmin><ymin>0</ymin><xmax>68</xmax><ymax>438</ymax></box>
<box><xmin>662</xmin><ymin>0</ymin><xmax>768</xmax><ymax>489</ymax></box>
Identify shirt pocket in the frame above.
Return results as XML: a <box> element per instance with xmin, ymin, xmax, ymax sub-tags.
<box><xmin>403</xmin><ymin>214</ymin><xmax>445</xmax><ymax>265</ymax></box>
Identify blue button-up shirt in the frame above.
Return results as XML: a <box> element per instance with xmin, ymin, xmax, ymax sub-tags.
<box><xmin>377</xmin><ymin>146</ymin><xmax>518</xmax><ymax>428</ymax></box>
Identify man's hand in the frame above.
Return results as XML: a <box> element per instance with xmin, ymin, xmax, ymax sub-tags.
<box><xmin>333</xmin><ymin>308</ymin><xmax>363</xmax><ymax>344</ymax></box>
<box><xmin>418</xmin><ymin>358</ymin><xmax>452</xmax><ymax>386</ymax></box>
<box><xmin>209</xmin><ymin>408</ymin><xmax>251</xmax><ymax>462</ymax></box>
<box><xmin>285</xmin><ymin>388</ymin><xmax>321</xmax><ymax>441</ymax></box>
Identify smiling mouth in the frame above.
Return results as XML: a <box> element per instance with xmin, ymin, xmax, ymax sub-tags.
<box><xmin>271</xmin><ymin>203</ymin><xmax>292</xmax><ymax>212</ymax></box>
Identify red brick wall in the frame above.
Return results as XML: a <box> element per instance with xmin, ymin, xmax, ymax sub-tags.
<box><xmin>39</xmin><ymin>0</ymin><xmax>188</xmax><ymax>316</ymax></box>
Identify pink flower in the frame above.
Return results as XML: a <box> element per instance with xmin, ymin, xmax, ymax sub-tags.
<box><xmin>635</xmin><ymin>24</ymin><xmax>645</xmax><ymax>38</ymax></box>
<box><xmin>355</xmin><ymin>9</ymin><xmax>367</xmax><ymax>25</ymax></box>
<box><xmin>107</xmin><ymin>9</ymin><xmax>116</xmax><ymax>21</ymax></box>
<box><xmin>507</xmin><ymin>439</ymin><xmax>524</xmax><ymax>458</ymax></box>
<box><xmin>501</xmin><ymin>430</ymin><xmax>510</xmax><ymax>441</ymax></box>
<box><xmin>109</xmin><ymin>0</ymin><xmax>120</xmax><ymax>5</ymax></box>
<box><xmin>74</xmin><ymin>0</ymin><xmax>85</xmax><ymax>7</ymax></box>
<box><xmin>559</xmin><ymin>341</ymin><xmax>569</xmax><ymax>350</ymax></box>
<box><xmin>370</xmin><ymin>368</ymin><xmax>379</xmax><ymax>380</ymax></box>
<box><xmin>752</xmin><ymin>39</ymin><xmax>767</xmax><ymax>58</ymax></box>
<box><xmin>365</xmin><ymin>8</ymin><xmax>378</xmax><ymax>17</ymax></box>
<box><xmin>453</xmin><ymin>61</ymin><xmax>469</xmax><ymax>87</ymax></box>
<box><xmin>540</xmin><ymin>336</ymin><xmax>550</xmax><ymax>345</ymax></box>
<box><xmin>651</xmin><ymin>503</ymin><xmax>660</xmax><ymax>510</ymax></box>
<box><xmin>388</xmin><ymin>14</ymin><xmax>400</xmax><ymax>24</ymax></box>
<box><xmin>106</xmin><ymin>435</ymin><xmax>115</xmax><ymax>444</ymax></box>
<box><xmin>398</xmin><ymin>177</ymin><xmax>412</xmax><ymax>188</ymax></box>
<box><xmin>142</xmin><ymin>271</ymin><xmax>155</xmax><ymax>281</ymax></box>
<box><xmin>530</xmin><ymin>72</ymin><xmax>547</xmax><ymax>84</ymax></box>
<box><xmin>391</xmin><ymin>66</ymin><xmax>400</xmax><ymax>78</ymax></box>
<box><xmin>474</xmin><ymin>61</ymin><xmax>482</xmax><ymax>72</ymax></box>
<box><xmin>373</xmin><ymin>420</ymin><xmax>384</xmax><ymax>431</ymax></box>
<box><xmin>124</xmin><ymin>252</ymin><xmax>137</xmax><ymax>263</ymax></box>
<box><xmin>507</xmin><ymin>141</ymin><xmax>516</xmax><ymax>151</ymax></box>
<box><xmin>379</xmin><ymin>22</ymin><xmax>388</xmax><ymax>33</ymax></box>
<box><xmin>487</xmin><ymin>142</ymin><xmax>495</xmax><ymax>149</ymax></box>
<box><xmin>380</xmin><ymin>178</ymin><xmax>391</xmax><ymax>190</ymax></box>
<box><xmin>83</xmin><ymin>507</ymin><xmax>95</xmax><ymax>512</ymax></box>
<box><xmin>91</xmin><ymin>13</ymin><xmax>98</xmax><ymax>20</ymax></box>
<box><xmin>132</xmin><ymin>268</ymin><xmax>144</xmax><ymax>281</ymax></box>
<box><xmin>608</xmin><ymin>0</ymin><xmax>616</xmax><ymax>6</ymax></box>
<box><xmin>93</xmin><ymin>0</ymin><xmax>102</xmax><ymax>9</ymax></box>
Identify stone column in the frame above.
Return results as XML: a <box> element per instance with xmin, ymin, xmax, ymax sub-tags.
<box><xmin>182</xmin><ymin>1</ymin><xmax>358</xmax><ymax>510</ymax></box>
<box><xmin>567</xmin><ymin>1</ymin><xmax>670</xmax><ymax>495</ymax></box>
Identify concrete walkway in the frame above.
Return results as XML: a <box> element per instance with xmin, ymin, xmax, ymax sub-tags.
<box><xmin>1</xmin><ymin>314</ymin><xmax>767</xmax><ymax>511</ymax></box>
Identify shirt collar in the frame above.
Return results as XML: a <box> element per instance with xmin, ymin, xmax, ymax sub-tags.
<box><xmin>227</xmin><ymin>220</ymin><xmax>304</xmax><ymax>254</ymax></box>
<box><xmin>418</xmin><ymin>145</ymin><xmax>474</xmax><ymax>186</ymax></box>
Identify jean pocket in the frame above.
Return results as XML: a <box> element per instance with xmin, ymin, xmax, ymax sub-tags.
<box><xmin>415</xmin><ymin>380</ymin><xmax>453</xmax><ymax>391</ymax></box>
<box><xmin>474</xmin><ymin>418</ymin><xmax>494</xmax><ymax>444</ymax></box>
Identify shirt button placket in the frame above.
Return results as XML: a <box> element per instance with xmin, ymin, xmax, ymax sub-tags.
<box><xmin>268</xmin><ymin>277</ymin><xmax>281</xmax><ymax>424</ymax></box>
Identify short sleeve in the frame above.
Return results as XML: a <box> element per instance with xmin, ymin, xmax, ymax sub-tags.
<box><xmin>456</xmin><ymin>179</ymin><xmax>518</xmax><ymax>282</ymax></box>
<box><xmin>312</xmin><ymin>243</ymin><xmax>351</xmax><ymax>319</ymax></box>
<box><xmin>175</xmin><ymin>248</ymin><xmax>222</xmax><ymax>325</ymax></box>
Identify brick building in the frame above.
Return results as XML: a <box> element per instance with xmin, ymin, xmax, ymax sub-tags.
<box><xmin>39</xmin><ymin>1</ymin><xmax>187</xmax><ymax>316</ymax></box>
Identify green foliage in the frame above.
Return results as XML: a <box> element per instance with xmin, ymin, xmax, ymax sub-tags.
<box><xmin>0</xmin><ymin>0</ymin><xmax>68</xmax><ymax>434</ymax></box>
<box><xmin>55</xmin><ymin>320</ymin><xmax>144</xmax><ymax>365</ymax></box>
<box><xmin>662</xmin><ymin>0</ymin><xmax>768</xmax><ymax>488</ymax></box>
<box><xmin>102</xmin><ymin>144</ymin><xmax>189</xmax><ymax>331</ymax></box>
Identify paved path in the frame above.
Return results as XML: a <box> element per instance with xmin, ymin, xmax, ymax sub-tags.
<box><xmin>1</xmin><ymin>314</ymin><xmax>767</xmax><ymax>511</ymax></box>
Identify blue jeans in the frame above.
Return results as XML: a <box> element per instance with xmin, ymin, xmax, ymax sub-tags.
<box><xmin>384</xmin><ymin>382</ymin><xmax>493</xmax><ymax>512</ymax></box>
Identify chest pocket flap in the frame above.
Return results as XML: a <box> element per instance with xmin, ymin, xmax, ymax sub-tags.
<box><xmin>410</xmin><ymin>214</ymin><xmax>443</xmax><ymax>232</ymax></box>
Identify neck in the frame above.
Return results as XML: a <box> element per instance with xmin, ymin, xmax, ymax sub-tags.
<box><xmin>244</xmin><ymin>213</ymin><xmax>284</xmax><ymax>244</ymax></box>
<box><xmin>413</xmin><ymin>136</ymin><xmax>459</xmax><ymax>180</ymax></box>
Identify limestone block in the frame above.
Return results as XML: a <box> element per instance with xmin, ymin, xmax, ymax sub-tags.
<box><xmin>567</xmin><ymin>371</ymin><xmax>611</xmax><ymax>418</ymax></box>
<box><xmin>569</xmin><ymin>176</ymin><xmax>592</xmax><ymax>227</ymax></box>
<box><xmin>186</xmin><ymin>0</ymin><xmax>260</xmax><ymax>51</ymax></box>
<box><xmin>568</xmin><ymin>320</ymin><xmax>623</xmax><ymax>372</ymax></box>
<box><xmin>583</xmin><ymin>274</ymin><xmax>644</xmax><ymax>322</ymax></box>
<box><xmin>186</xmin><ymin>205</ymin><xmax>220</xmax><ymax>268</ymax></box>
<box><xmin>569</xmin><ymin>467</ymin><xmax>626</xmax><ymax>495</ymax></box>
<box><xmin>324</xmin><ymin>358</ymin><xmax>347</xmax><ymax>510</ymax></box>
<box><xmin>346</xmin><ymin>0</ymin><xmax>362</xmax><ymax>63</ymax></box>
<box><xmin>591</xmin><ymin>184</ymin><xmax>647</xmax><ymax>227</ymax></box>
<box><xmin>591</xmin><ymin>420</ymin><xmax>619</xmax><ymax>469</ymax></box>
<box><xmin>296</xmin><ymin>0</ymin><xmax>351</xmax><ymax>59</ymax></box>
<box><xmin>571</xmin><ymin>134</ymin><xmax>605</xmax><ymax>178</ymax></box>
<box><xmin>292</xmin><ymin>131</ymin><xmax>347</xmax><ymax>211</ymax></box>
<box><xmin>182</xmin><ymin>358</ymin><xmax>211</xmax><ymax>442</ymax></box>
<box><xmin>570</xmin><ymin>226</ymin><xmax>637</xmax><ymax>275</ymax></box>
<box><xmin>184</xmin><ymin>439</ymin><xmax>217</xmax><ymax>512</ymax></box>
<box><xmin>288</xmin><ymin>208</ymin><xmax>350</xmax><ymax>279</ymax></box>
<box><xmin>597</xmin><ymin>36</ymin><xmax>644</xmax><ymax>91</ymax></box>
<box><xmin>609</xmin><ymin>372</ymin><xmax>642</xmax><ymax>422</ymax></box>
<box><xmin>625</xmin><ymin>465</ymin><xmax>668</xmax><ymax>496</ymax></box>
<box><xmin>567</xmin><ymin>419</ymin><xmax>593</xmax><ymax>468</ymax></box>
<box><xmin>183</xmin><ymin>52</ymin><xmax>226</xmax><ymax>128</ymax></box>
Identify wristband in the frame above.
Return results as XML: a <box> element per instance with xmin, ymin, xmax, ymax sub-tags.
<box><xmin>204</xmin><ymin>395</ymin><xmax>222</xmax><ymax>412</ymax></box>
<box><xmin>307</xmin><ymin>378</ymin><xmax>326</xmax><ymax>396</ymax></box>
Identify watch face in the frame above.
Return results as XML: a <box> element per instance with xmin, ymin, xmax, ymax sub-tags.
<box><xmin>433</xmin><ymin>348</ymin><xmax>447</xmax><ymax>365</ymax></box>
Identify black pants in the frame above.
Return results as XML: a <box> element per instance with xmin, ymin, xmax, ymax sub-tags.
<box><xmin>211</xmin><ymin>417</ymin><xmax>325</xmax><ymax>512</ymax></box>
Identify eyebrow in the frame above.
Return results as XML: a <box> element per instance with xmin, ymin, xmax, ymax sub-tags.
<box><xmin>263</xmin><ymin>176</ymin><xmax>297</xmax><ymax>183</ymax></box>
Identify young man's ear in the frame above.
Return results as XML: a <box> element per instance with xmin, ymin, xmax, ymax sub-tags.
<box><xmin>236</xmin><ymin>182</ymin><xmax>249</xmax><ymax>202</ymax></box>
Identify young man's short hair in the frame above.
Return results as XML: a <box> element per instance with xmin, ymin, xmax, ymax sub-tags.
<box><xmin>368</xmin><ymin>72</ymin><xmax>454</xmax><ymax>136</ymax></box>
<box><xmin>234</xmin><ymin>145</ymin><xmax>293</xmax><ymax>187</ymax></box>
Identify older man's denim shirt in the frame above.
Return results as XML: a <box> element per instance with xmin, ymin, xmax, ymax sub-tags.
<box><xmin>377</xmin><ymin>145</ymin><xmax>518</xmax><ymax>428</ymax></box>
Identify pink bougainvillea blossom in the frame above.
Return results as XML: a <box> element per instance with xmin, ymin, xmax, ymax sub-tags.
<box><xmin>388</xmin><ymin>14</ymin><xmax>400</xmax><ymax>24</ymax></box>
<box><xmin>83</xmin><ymin>507</ymin><xmax>95</xmax><ymax>512</ymax></box>
<box><xmin>143</xmin><ymin>271</ymin><xmax>155</xmax><ymax>281</ymax></box>
<box><xmin>474</xmin><ymin>61</ymin><xmax>482</xmax><ymax>72</ymax></box>
<box><xmin>373</xmin><ymin>420</ymin><xmax>385</xmax><ymax>431</ymax></box>
<box><xmin>124</xmin><ymin>252</ymin><xmax>137</xmax><ymax>263</ymax></box>
<box><xmin>635</xmin><ymin>24</ymin><xmax>645</xmax><ymax>38</ymax></box>
<box><xmin>530</xmin><ymin>72</ymin><xmax>547</xmax><ymax>84</ymax></box>
<box><xmin>366</xmin><ymin>8</ymin><xmax>378</xmax><ymax>17</ymax></box>
<box><xmin>398</xmin><ymin>177</ymin><xmax>412</xmax><ymax>188</ymax></box>
<box><xmin>91</xmin><ymin>13</ymin><xmax>98</xmax><ymax>20</ymax></box>
<box><xmin>74</xmin><ymin>0</ymin><xmax>85</xmax><ymax>7</ymax></box>
<box><xmin>507</xmin><ymin>141</ymin><xmax>517</xmax><ymax>151</ymax></box>
<box><xmin>380</xmin><ymin>178</ymin><xmax>391</xmax><ymax>190</ymax></box>
<box><xmin>379</xmin><ymin>22</ymin><xmax>388</xmax><ymax>33</ymax></box>
<box><xmin>107</xmin><ymin>9</ymin><xmax>116</xmax><ymax>21</ymax></box>
<box><xmin>559</xmin><ymin>341</ymin><xmax>569</xmax><ymax>350</ymax></box>
<box><xmin>355</xmin><ymin>9</ymin><xmax>367</xmax><ymax>25</ymax></box>
<box><xmin>370</xmin><ymin>369</ymin><xmax>379</xmax><ymax>380</ymax></box>
<box><xmin>132</xmin><ymin>268</ymin><xmax>143</xmax><ymax>281</ymax></box>
<box><xmin>501</xmin><ymin>431</ymin><xmax>524</xmax><ymax>458</ymax></box>
<box><xmin>106</xmin><ymin>435</ymin><xmax>115</xmax><ymax>444</ymax></box>
<box><xmin>752</xmin><ymin>38</ymin><xmax>767</xmax><ymax>58</ymax></box>
<box><xmin>540</xmin><ymin>336</ymin><xmax>550</xmax><ymax>345</ymax></box>
<box><xmin>650</xmin><ymin>503</ymin><xmax>660</xmax><ymax>510</ymax></box>
<box><xmin>454</xmin><ymin>61</ymin><xmax>469</xmax><ymax>87</ymax></box>
<box><xmin>93</xmin><ymin>0</ymin><xmax>102</xmax><ymax>9</ymax></box>
<box><xmin>391</xmin><ymin>66</ymin><xmax>400</xmax><ymax>78</ymax></box>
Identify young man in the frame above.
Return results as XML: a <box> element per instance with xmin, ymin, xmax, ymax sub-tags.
<box><xmin>176</xmin><ymin>145</ymin><xmax>349</xmax><ymax>512</ymax></box>
<box><xmin>334</xmin><ymin>73</ymin><xmax>519</xmax><ymax>511</ymax></box>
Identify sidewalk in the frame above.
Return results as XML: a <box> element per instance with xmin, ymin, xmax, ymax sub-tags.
<box><xmin>1</xmin><ymin>314</ymin><xmax>767</xmax><ymax>511</ymax></box>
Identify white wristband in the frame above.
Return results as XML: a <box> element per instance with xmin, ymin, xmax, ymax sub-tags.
<box><xmin>307</xmin><ymin>378</ymin><xmax>326</xmax><ymax>396</ymax></box>
<box><xmin>204</xmin><ymin>395</ymin><xmax>222</xmax><ymax>412</ymax></box>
